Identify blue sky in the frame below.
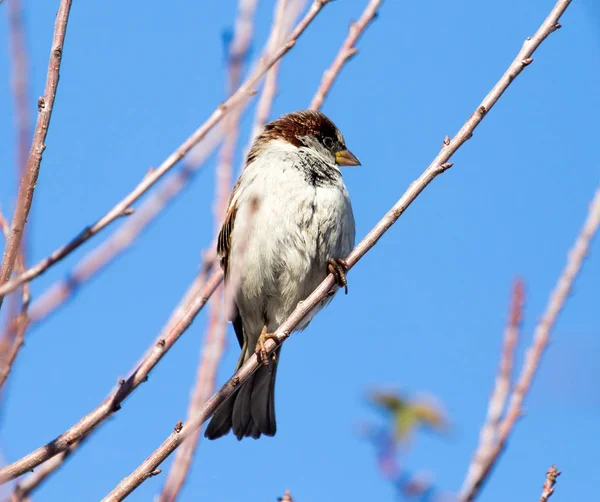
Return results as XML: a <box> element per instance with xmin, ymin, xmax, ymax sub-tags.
<box><xmin>0</xmin><ymin>0</ymin><xmax>599</xmax><ymax>501</ymax></box>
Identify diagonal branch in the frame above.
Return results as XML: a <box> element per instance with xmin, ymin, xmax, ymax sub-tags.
<box><xmin>0</xmin><ymin>211</ymin><xmax>30</xmax><ymax>390</ymax></box>
<box><xmin>459</xmin><ymin>187</ymin><xmax>600</xmax><ymax>501</ymax></box>
<box><xmin>100</xmin><ymin>1</ymin><xmax>572</xmax><ymax>499</ymax></box>
<box><xmin>0</xmin><ymin>0</ymin><xmax>72</xmax><ymax>311</ymax></box>
<box><xmin>0</xmin><ymin>0</ymin><xmax>334</xmax><ymax>301</ymax></box>
<box><xmin>1</xmin><ymin>0</ymin><xmax>32</xmax><ymax>365</ymax></box>
<box><xmin>309</xmin><ymin>0</ymin><xmax>382</xmax><ymax>111</ymax></box>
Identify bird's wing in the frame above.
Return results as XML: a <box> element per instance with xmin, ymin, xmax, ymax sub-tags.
<box><xmin>217</xmin><ymin>200</ymin><xmax>237</xmax><ymax>279</ymax></box>
<box><xmin>217</xmin><ymin>180</ymin><xmax>244</xmax><ymax>348</ymax></box>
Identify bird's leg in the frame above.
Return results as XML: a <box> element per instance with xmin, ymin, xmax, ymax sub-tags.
<box><xmin>255</xmin><ymin>324</ymin><xmax>278</xmax><ymax>369</ymax></box>
<box><xmin>328</xmin><ymin>258</ymin><xmax>349</xmax><ymax>294</ymax></box>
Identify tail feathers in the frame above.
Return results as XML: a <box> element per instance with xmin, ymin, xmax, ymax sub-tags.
<box><xmin>204</xmin><ymin>348</ymin><xmax>280</xmax><ymax>440</ymax></box>
<box><xmin>204</xmin><ymin>394</ymin><xmax>234</xmax><ymax>440</ymax></box>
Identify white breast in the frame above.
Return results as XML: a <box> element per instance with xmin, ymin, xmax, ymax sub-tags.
<box><xmin>228</xmin><ymin>140</ymin><xmax>355</xmax><ymax>337</ymax></box>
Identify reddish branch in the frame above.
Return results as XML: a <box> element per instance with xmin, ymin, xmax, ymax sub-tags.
<box><xmin>460</xmin><ymin>186</ymin><xmax>600</xmax><ymax>502</ymax></box>
<box><xmin>1</xmin><ymin>0</ymin><xmax>32</xmax><ymax>362</ymax></box>
<box><xmin>0</xmin><ymin>211</ymin><xmax>30</xmax><ymax>390</ymax></box>
<box><xmin>309</xmin><ymin>0</ymin><xmax>382</xmax><ymax>110</ymax></box>
<box><xmin>156</xmin><ymin>293</ymin><xmax>227</xmax><ymax>502</ymax></box>
<box><xmin>100</xmin><ymin>2</ymin><xmax>572</xmax><ymax>499</ymax></box>
<box><xmin>460</xmin><ymin>279</ymin><xmax>524</xmax><ymax>497</ymax></box>
<box><xmin>0</xmin><ymin>0</ymin><xmax>72</xmax><ymax>310</ymax></box>
<box><xmin>247</xmin><ymin>0</ymin><xmax>302</xmax><ymax>143</ymax></box>
<box><xmin>0</xmin><ymin>0</ymin><xmax>334</xmax><ymax>300</ymax></box>
<box><xmin>158</xmin><ymin>0</ymin><xmax>259</xmax><ymax>499</ymax></box>
<box><xmin>539</xmin><ymin>465</ymin><xmax>561</xmax><ymax>502</ymax></box>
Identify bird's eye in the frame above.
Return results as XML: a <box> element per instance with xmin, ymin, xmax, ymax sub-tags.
<box><xmin>323</xmin><ymin>136</ymin><xmax>334</xmax><ymax>149</ymax></box>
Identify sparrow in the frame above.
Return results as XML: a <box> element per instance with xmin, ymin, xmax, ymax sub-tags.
<box><xmin>204</xmin><ymin>110</ymin><xmax>359</xmax><ymax>440</ymax></box>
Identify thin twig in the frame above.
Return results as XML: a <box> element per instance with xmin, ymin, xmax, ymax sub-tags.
<box><xmin>539</xmin><ymin>465</ymin><xmax>561</xmax><ymax>502</ymax></box>
<box><xmin>156</xmin><ymin>291</ymin><xmax>226</xmax><ymax>502</ymax></box>
<box><xmin>247</xmin><ymin>0</ymin><xmax>303</xmax><ymax>143</ymax></box>
<box><xmin>459</xmin><ymin>186</ymin><xmax>600</xmax><ymax>502</ymax></box>
<box><xmin>309</xmin><ymin>0</ymin><xmax>382</xmax><ymax>110</ymax></box>
<box><xmin>0</xmin><ymin>267</ymin><xmax>222</xmax><ymax>484</ymax></box>
<box><xmin>101</xmin><ymin>3</ymin><xmax>572</xmax><ymax>499</ymax></box>
<box><xmin>460</xmin><ymin>279</ymin><xmax>524</xmax><ymax>496</ymax></box>
<box><xmin>158</xmin><ymin>0</ymin><xmax>259</xmax><ymax>499</ymax></box>
<box><xmin>0</xmin><ymin>0</ymin><xmax>334</xmax><ymax>300</ymax></box>
<box><xmin>0</xmin><ymin>0</ymin><xmax>72</xmax><ymax>310</ymax></box>
<box><xmin>0</xmin><ymin>211</ymin><xmax>30</xmax><ymax>390</ymax></box>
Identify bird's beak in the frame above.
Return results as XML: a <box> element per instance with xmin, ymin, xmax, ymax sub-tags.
<box><xmin>335</xmin><ymin>149</ymin><xmax>361</xmax><ymax>166</ymax></box>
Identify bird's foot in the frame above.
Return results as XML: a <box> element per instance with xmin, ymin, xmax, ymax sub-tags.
<box><xmin>328</xmin><ymin>258</ymin><xmax>349</xmax><ymax>294</ymax></box>
<box><xmin>255</xmin><ymin>325</ymin><xmax>278</xmax><ymax>369</ymax></box>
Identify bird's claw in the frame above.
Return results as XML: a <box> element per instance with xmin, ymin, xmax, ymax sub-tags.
<box><xmin>255</xmin><ymin>328</ymin><xmax>278</xmax><ymax>370</ymax></box>
<box><xmin>328</xmin><ymin>258</ymin><xmax>349</xmax><ymax>294</ymax></box>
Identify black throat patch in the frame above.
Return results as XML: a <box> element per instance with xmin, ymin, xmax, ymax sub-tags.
<box><xmin>296</xmin><ymin>151</ymin><xmax>340</xmax><ymax>187</ymax></box>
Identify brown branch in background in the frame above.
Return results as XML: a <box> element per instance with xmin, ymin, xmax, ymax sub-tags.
<box><xmin>0</xmin><ymin>0</ymin><xmax>334</xmax><ymax>301</ymax></box>
<box><xmin>308</xmin><ymin>0</ymin><xmax>382</xmax><ymax>111</ymax></box>
<box><xmin>460</xmin><ymin>279</ymin><xmax>524</xmax><ymax>496</ymax></box>
<box><xmin>6</xmin><ymin>0</ymin><xmax>31</xmax><ymax>253</ymax></box>
<box><xmin>156</xmin><ymin>295</ymin><xmax>226</xmax><ymax>502</ymax></box>
<box><xmin>0</xmin><ymin>267</ymin><xmax>222</xmax><ymax>485</ymax></box>
<box><xmin>101</xmin><ymin>2</ymin><xmax>572</xmax><ymax>499</ymax></box>
<box><xmin>539</xmin><ymin>465</ymin><xmax>561</xmax><ymax>502</ymax></box>
<box><xmin>158</xmin><ymin>0</ymin><xmax>259</xmax><ymax>499</ymax></box>
<box><xmin>0</xmin><ymin>0</ymin><xmax>72</xmax><ymax>310</ymax></box>
<box><xmin>459</xmin><ymin>186</ymin><xmax>600</xmax><ymax>502</ymax></box>
<box><xmin>0</xmin><ymin>211</ymin><xmax>30</xmax><ymax>390</ymax></box>
<box><xmin>1</xmin><ymin>0</ymin><xmax>32</xmax><ymax>364</ymax></box>
<box><xmin>247</xmin><ymin>0</ymin><xmax>304</xmax><ymax>143</ymax></box>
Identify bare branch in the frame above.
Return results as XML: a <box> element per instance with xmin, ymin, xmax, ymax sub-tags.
<box><xmin>539</xmin><ymin>465</ymin><xmax>561</xmax><ymax>502</ymax></box>
<box><xmin>100</xmin><ymin>2</ymin><xmax>572</xmax><ymax>499</ymax></box>
<box><xmin>459</xmin><ymin>186</ymin><xmax>600</xmax><ymax>502</ymax></box>
<box><xmin>0</xmin><ymin>210</ymin><xmax>30</xmax><ymax>390</ymax></box>
<box><xmin>0</xmin><ymin>0</ymin><xmax>334</xmax><ymax>300</ymax></box>
<box><xmin>158</xmin><ymin>0</ymin><xmax>259</xmax><ymax>498</ymax></box>
<box><xmin>0</xmin><ymin>0</ymin><xmax>32</xmax><ymax>364</ymax></box>
<box><xmin>0</xmin><ymin>268</ymin><xmax>222</xmax><ymax>484</ymax></box>
<box><xmin>0</xmin><ymin>0</ymin><xmax>72</xmax><ymax>310</ymax></box>
<box><xmin>156</xmin><ymin>291</ymin><xmax>226</xmax><ymax>502</ymax></box>
<box><xmin>460</xmin><ymin>279</ymin><xmax>524</xmax><ymax>496</ymax></box>
<box><xmin>309</xmin><ymin>0</ymin><xmax>382</xmax><ymax>110</ymax></box>
<box><xmin>247</xmin><ymin>0</ymin><xmax>305</xmax><ymax>142</ymax></box>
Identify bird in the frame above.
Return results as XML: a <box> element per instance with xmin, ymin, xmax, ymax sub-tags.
<box><xmin>204</xmin><ymin>110</ymin><xmax>359</xmax><ymax>440</ymax></box>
